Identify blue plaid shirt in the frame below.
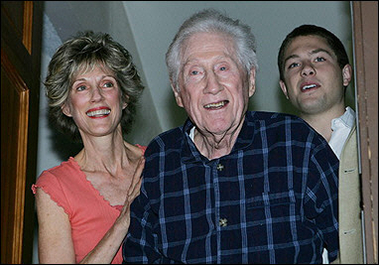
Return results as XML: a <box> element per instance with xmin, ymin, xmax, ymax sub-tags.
<box><xmin>123</xmin><ymin>111</ymin><xmax>339</xmax><ymax>264</ymax></box>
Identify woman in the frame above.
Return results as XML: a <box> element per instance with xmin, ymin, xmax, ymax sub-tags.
<box><xmin>32</xmin><ymin>31</ymin><xmax>146</xmax><ymax>264</ymax></box>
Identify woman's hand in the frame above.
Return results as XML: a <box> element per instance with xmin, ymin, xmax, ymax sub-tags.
<box><xmin>80</xmin><ymin>156</ymin><xmax>145</xmax><ymax>264</ymax></box>
<box><xmin>118</xmin><ymin>156</ymin><xmax>145</xmax><ymax>229</ymax></box>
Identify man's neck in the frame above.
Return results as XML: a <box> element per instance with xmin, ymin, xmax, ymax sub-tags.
<box><xmin>300</xmin><ymin>107</ymin><xmax>346</xmax><ymax>142</ymax></box>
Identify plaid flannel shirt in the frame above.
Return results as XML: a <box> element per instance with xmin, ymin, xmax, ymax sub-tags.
<box><xmin>123</xmin><ymin>111</ymin><xmax>339</xmax><ymax>264</ymax></box>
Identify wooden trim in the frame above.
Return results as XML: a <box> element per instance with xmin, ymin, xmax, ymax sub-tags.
<box><xmin>1</xmin><ymin>49</ymin><xmax>29</xmax><ymax>263</ymax></box>
<box><xmin>22</xmin><ymin>1</ymin><xmax>33</xmax><ymax>54</ymax></box>
<box><xmin>13</xmin><ymin>90</ymin><xmax>29</xmax><ymax>262</ymax></box>
<box><xmin>351</xmin><ymin>1</ymin><xmax>378</xmax><ymax>263</ymax></box>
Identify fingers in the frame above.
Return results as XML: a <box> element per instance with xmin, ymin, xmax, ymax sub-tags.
<box><xmin>127</xmin><ymin>156</ymin><xmax>145</xmax><ymax>197</ymax></box>
<box><xmin>118</xmin><ymin>157</ymin><xmax>146</xmax><ymax>224</ymax></box>
<box><xmin>128</xmin><ymin>177</ymin><xmax>142</xmax><ymax>201</ymax></box>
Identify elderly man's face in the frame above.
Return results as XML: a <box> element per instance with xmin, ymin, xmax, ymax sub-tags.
<box><xmin>172</xmin><ymin>32</ymin><xmax>255</xmax><ymax>137</ymax></box>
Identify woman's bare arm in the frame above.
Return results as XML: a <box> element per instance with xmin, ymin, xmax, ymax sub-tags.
<box><xmin>36</xmin><ymin>157</ymin><xmax>144</xmax><ymax>264</ymax></box>
<box><xmin>36</xmin><ymin>188</ymin><xmax>76</xmax><ymax>263</ymax></box>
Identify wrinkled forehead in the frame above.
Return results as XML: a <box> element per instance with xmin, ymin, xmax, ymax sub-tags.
<box><xmin>181</xmin><ymin>32</ymin><xmax>237</xmax><ymax>61</ymax></box>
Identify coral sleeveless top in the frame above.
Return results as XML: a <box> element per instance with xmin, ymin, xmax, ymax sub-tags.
<box><xmin>32</xmin><ymin>145</ymin><xmax>146</xmax><ymax>264</ymax></box>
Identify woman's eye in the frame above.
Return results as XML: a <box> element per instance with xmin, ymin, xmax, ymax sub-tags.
<box><xmin>219</xmin><ymin>66</ymin><xmax>227</xmax><ymax>71</ymax></box>
<box><xmin>190</xmin><ymin>70</ymin><xmax>199</xmax><ymax>76</ymax></box>
<box><xmin>76</xmin><ymin>85</ymin><xmax>86</xmax><ymax>91</ymax></box>
<box><xmin>103</xmin><ymin>82</ymin><xmax>114</xmax><ymax>88</ymax></box>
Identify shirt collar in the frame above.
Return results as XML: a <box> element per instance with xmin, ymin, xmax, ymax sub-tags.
<box><xmin>181</xmin><ymin>113</ymin><xmax>255</xmax><ymax>162</ymax></box>
<box><xmin>331</xmin><ymin>106</ymin><xmax>356</xmax><ymax>130</ymax></box>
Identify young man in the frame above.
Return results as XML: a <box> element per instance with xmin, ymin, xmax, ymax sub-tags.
<box><xmin>278</xmin><ymin>24</ymin><xmax>363</xmax><ymax>264</ymax></box>
<box><xmin>123</xmin><ymin>11</ymin><xmax>340</xmax><ymax>264</ymax></box>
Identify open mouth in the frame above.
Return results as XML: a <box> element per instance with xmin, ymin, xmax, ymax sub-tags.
<box><xmin>86</xmin><ymin>108</ymin><xmax>111</xmax><ymax>117</ymax></box>
<box><xmin>204</xmin><ymin>100</ymin><xmax>229</xmax><ymax>110</ymax></box>
<box><xmin>301</xmin><ymin>83</ymin><xmax>319</xmax><ymax>92</ymax></box>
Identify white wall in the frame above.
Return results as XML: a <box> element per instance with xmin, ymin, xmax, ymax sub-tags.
<box><xmin>34</xmin><ymin>1</ymin><xmax>353</xmax><ymax>263</ymax></box>
<box><xmin>122</xmin><ymin>1</ymin><xmax>354</xmax><ymax>131</ymax></box>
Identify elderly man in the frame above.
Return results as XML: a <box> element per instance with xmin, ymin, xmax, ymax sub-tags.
<box><xmin>123</xmin><ymin>9</ymin><xmax>339</xmax><ymax>264</ymax></box>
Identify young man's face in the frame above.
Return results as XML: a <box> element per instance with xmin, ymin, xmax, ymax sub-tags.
<box><xmin>279</xmin><ymin>35</ymin><xmax>351</xmax><ymax>116</ymax></box>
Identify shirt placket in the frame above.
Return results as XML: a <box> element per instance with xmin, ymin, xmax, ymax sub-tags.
<box><xmin>214</xmin><ymin>158</ymin><xmax>231</xmax><ymax>263</ymax></box>
<box><xmin>211</xmin><ymin>159</ymin><xmax>220</xmax><ymax>263</ymax></box>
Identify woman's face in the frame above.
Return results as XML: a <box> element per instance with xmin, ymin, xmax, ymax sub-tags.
<box><xmin>62</xmin><ymin>65</ymin><xmax>126</xmax><ymax>139</ymax></box>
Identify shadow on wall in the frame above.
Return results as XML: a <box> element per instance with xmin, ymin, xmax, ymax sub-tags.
<box><xmin>275</xmin><ymin>83</ymin><xmax>300</xmax><ymax>116</ymax></box>
<box><xmin>49</xmin><ymin>127</ymin><xmax>83</xmax><ymax>161</ymax></box>
<box><xmin>166</xmin><ymin>84</ymin><xmax>188</xmax><ymax>129</ymax></box>
<box><xmin>247</xmin><ymin>83</ymin><xmax>300</xmax><ymax>116</ymax></box>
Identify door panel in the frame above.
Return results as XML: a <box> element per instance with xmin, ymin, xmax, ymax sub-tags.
<box><xmin>352</xmin><ymin>1</ymin><xmax>378</xmax><ymax>263</ymax></box>
<box><xmin>1</xmin><ymin>1</ymin><xmax>43</xmax><ymax>263</ymax></box>
<box><xmin>1</xmin><ymin>50</ymin><xmax>30</xmax><ymax>264</ymax></box>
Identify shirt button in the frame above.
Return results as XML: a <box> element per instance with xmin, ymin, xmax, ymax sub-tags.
<box><xmin>219</xmin><ymin>218</ymin><xmax>228</xmax><ymax>227</ymax></box>
<box><xmin>217</xmin><ymin>163</ymin><xmax>224</xmax><ymax>171</ymax></box>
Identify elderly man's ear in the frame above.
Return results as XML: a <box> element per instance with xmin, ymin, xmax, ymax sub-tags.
<box><xmin>248</xmin><ymin>67</ymin><xmax>257</xmax><ymax>97</ymax></box>
<box><xmin>171</xmin><ymin>82</ymin><xmax>184</xmax><ymax>108</ymax></box>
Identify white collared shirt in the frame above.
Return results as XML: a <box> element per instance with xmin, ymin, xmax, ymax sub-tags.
<box><xmin>328</xmin><ymin>106</ymin><xmax>356</xmax><ymax>159</ymax></box>
<box><xmin>189</xmin><ymin>126</ymin><xmax>196</xmax><ymax>141</ymax></box>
